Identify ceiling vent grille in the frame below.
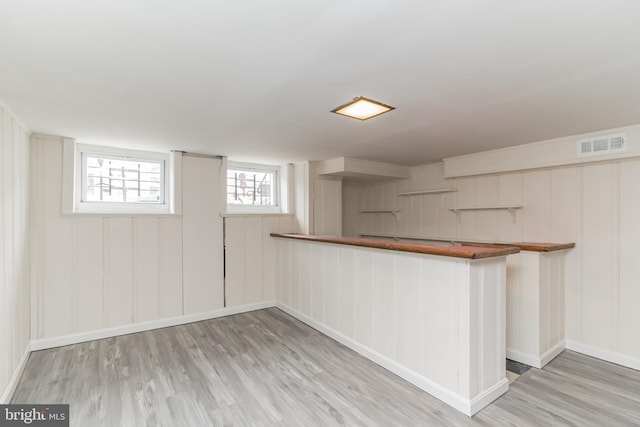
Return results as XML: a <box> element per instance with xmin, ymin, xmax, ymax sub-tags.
<box><xmin>577</xmin><ymin>133</ymin><xmax>627</xmax><ymax>157</ymax></box>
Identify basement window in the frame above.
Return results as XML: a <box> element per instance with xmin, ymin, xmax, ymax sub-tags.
<box><xmin>226</xmin><ymin>162</ymin><xmax>280</xmax><ymax>213</ymax></box>
<box><xmin>81</xmin><ymin>153</ymin><xmax>165</xmax><ymax>205</ymax></box>
<box><xmin>63</xmin><ymin>141</ymin><xmax>179</xmax><ymax>214</ymax></box>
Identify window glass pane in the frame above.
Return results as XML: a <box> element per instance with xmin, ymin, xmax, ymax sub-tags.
<box><xmin>226</xmin><ymin>167</ymin><xmax>277</xmax><ymax>207</ymax></box>
<box><xmin>83</xmin><ymin>155</ymin><xmax>164</xmax><ymax>203</ymax></box>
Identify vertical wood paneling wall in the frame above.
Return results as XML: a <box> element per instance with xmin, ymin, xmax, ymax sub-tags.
<box><xmin>0</xmin><ymin>105</ymin><xmax>30</xmax><ymax>401</ymax></box>
<box><xmin>30</xmin><ymin>137</ymin><xmax>227</xmax><ymax>341</ymax></box>
<box><xmin>312</xmin><ymin>177</ymin><xmax>342</xmax><ymax>236</ymax></box>
<box><xmin>343</xmin><ymin>155</ymin><xmax>640</xmax><ymax>369</ymax></box>
<box><xmin>182</xmin><ymin>156</ymin><xmax>224</xmax><ymax>314</ymax></box>
<box><xmin>224</xmin><ymin>215</ymin><xmax>298</xmax><ymax>307</ymax></box>
<box><xmin>505</xmin><ymin>251</ymin><xmax>566</xmax><ymax>367</ymax></box>
<box><xmin>295</xmin><ymin>162</ymin><xmax>343</xmax><ymax>236</ymax></box>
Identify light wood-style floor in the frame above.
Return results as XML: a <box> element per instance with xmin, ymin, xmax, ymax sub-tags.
<box><xmin>12</xmin><ymin>308</ymin><xmax>640</xmax><ymax>426</ymax></box>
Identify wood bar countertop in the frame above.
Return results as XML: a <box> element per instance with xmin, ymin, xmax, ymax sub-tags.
<box><xmin>462</xmin><ymin>242</ymin><xmax>576</xmax><ymax>252</ymax></box>
<box><xmin>357</xmin><ymin>233</ymin><xmax>575</xmax><ymax>253</ymax></box>
<box><xmin>488</xmin><ymin>242</ymin><xmax>576</xmax><ymax>252</ymax></box>
<box><xmin>270</xmin><ymin>233</ymin><xmax>520</xmax><ymax>259</ymax></box>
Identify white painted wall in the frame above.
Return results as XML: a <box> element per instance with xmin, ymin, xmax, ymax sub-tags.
<box><xmin>30</xmin><ymin>137</ymin><xmax>226</xmax><ymax>340</ymax></box>
<box><xmin>294</xmin><ymin>161</ymin><xmax>343</xmax><ymax>236</ymax></box>
<box><xmin>0</xmin><ymin>105</ymin><xmax>31</xmax><ymax>402</ymax></box>
<box><xmin>341</xmin><ymin>180</ymin><xmax>362</xmax><ymax>238</ymax></box>
<box><xmin>309</xmin><ymin>162</ymin><xmax>342</xmax><ymax>236</ymax></box>
<box><xmin>312</xmin><ymin>176</ymin><xmax>342</xmax><ymax>236</ymax></box>
<box><xmin>182</xmin><ymin>155</ymin><xmax>224</xmax><ymax>314</ymax></box>
<box><xmin>343</xmin><ymin>124</ymin><xmax>640</xmax><ymax>369</ymax></box>
<box><xmin>443</xmin><ymin>124</ymin><xmax>640</xmax><ymax>177</ymax></box>
<box><xmin>293</xmin><ymin>162</ymin><xmax>310</xmax><ymax>234</ymax></box>
<box><xmin>224</xmin><ymin>215</ymin><xmax>298</xmax><ymax>307</ymax></box>
<box><xmin>505</xmin><ymin>251</ymin><xmax>566</xmax><ymax>368</ymax></box>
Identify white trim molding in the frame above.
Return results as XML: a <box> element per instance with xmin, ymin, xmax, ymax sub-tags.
<box><xmin>0</xmin><ymin>347</ymin><xmax>31</xmax><ymax>404</ymax></box>
<box><xmin>507</xmin><ymin>340</ymin><xmax>565</xmax><ymax>369</ymax></box>
<box><xmin>30</xmin><ymin>301</ymin><xmax>275</xmax><ymax>351</ymax></box>
<box><xmin>565</xmin><ymin>340</ymin><xmax>640</xmax><ymax>371</ymax></box>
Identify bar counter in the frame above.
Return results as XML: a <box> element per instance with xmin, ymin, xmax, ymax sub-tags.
<box><xmin>270</xmin><ymin>233</ymin><xmax>520</xmax><ymax>259</ymax></box>
<box><xmin>271</xmin><ymin>232</ymin><xmax>513</xmax><ymax>416</ymax></box>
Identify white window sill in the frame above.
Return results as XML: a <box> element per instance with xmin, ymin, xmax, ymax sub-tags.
<box><xmin>61</xmin><ymin>212</ymin><xmax>182</xmax><ymax>218</ymax></box>
<box><xmin>223</xmin><ymin>212</ymin><xmax>293</xmax><ymax>217</ymax></box>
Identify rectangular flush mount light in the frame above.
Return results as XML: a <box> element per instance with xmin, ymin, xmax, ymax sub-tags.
<box><xmin>331</xmin><ymin>96</ymin><xmax>395</xmax><ymax>120</ymax></box>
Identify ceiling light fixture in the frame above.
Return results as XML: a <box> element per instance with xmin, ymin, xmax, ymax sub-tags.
<box><xmin>331</xmin><ymin>96</ymin><xmax>395</xmax><ymax>121</ymax></box>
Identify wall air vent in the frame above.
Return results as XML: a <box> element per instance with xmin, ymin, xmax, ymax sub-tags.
<box><xmin>577</xmin><ymin>133</ymin><xmax>627</xmax><ymax>157</ymax></box>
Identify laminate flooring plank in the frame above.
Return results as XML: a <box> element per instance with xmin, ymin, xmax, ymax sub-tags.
<box><xmin>11</xmin><ymin>308</ymin><xmax>640</xmax><ymax>426</ymax></box>
<box><xmin>472</xmin><ymin>350</ymin><xmax>640</xmax><ymax>427</ymax></box>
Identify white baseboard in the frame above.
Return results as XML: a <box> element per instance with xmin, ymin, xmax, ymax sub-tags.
<box><xmin>1</xmin><ymin>345</ymin><xmax>31</xmax><ymax>404</ymax></box>
<box><xmin>540</xmin><ymin>341</ymin><xmax>566</xmax><ymax>367</ymax></box>
<box><xmin>506</xmin><ymin>349</ymin><xmax>541</xmax><ymax>368</ymax></box>
<box><xmin>469</xmin><ymin>377</ymin><xmax>509</xmax><ymax>416</ymax></box>
<box><xmin>565</xmin><ymin>340</ymin><xmax>640</xmax><ymax>371</ymax></box>
<box><xmin>31</xmin><ymin>301</ymin><xmax>276</xmax><ymax>351</ymax></box>
<box><xmin>507</xmin><ymin>340</ymin><xmax>565</xmax><ymax>369</ymax></box>
<box><xmin>275</xmin><ymin>302</ymin><xmax>507</xmax><ymax>417</ymax></box>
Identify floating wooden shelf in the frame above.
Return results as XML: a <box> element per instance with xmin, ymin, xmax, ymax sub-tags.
<box><xmin>397</xmin><ymin>188</ymin><xmax>457</xmax><ymax>196</ymax></box>
<box><xmin>449</xmin><ymin>205</ymin><xmax>523</xmax><ymax>223</ymax></box>
<box><xmin>359</xmin><ymin>232</ymin><xmax>456</xmax><ymax>245</ymax></box>
<box><xmin>359</xmin><ymin>209</ymin><xmax>401</xmax><ymax>220</ymax></box>
<box><xmin>449</xmin><ymin>205</ymin><xmax>522</xmax><ymax>212</ymax></box>
<box><xmin>359</xmin><ymin>232</ymin><xmax>401</xmax><ymax>241</ymax></box>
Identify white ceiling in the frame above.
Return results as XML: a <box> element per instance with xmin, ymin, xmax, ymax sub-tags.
<box><xmin>1</xmin><ymin>0</ymin><xmax>639</xmax><ymax>166</ymax></box>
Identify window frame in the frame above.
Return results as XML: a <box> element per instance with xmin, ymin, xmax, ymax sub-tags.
<box><xmin>80</xmin><ymin>151</ymin><xmax>166</xmax><ymax>206</ymax></box>
<box><xmin>225</xmin><ymin>161</ymin><xmax>281</xmax><ymax>214</ymax></box>
<box><xmin>67</xmin><ymin>143</ymin><xmax>175</xmax><ymax>215</ymax></box>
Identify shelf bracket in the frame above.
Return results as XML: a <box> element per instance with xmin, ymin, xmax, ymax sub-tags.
<box><xmin>448</xmin><ymin>206</ymin><xmax>522</xmax><ymax>224</ymax></box>
<box><xmin>452</xmin><ymin>209</ymin><xmax>462</xmax><ymax>224</ymax></box>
